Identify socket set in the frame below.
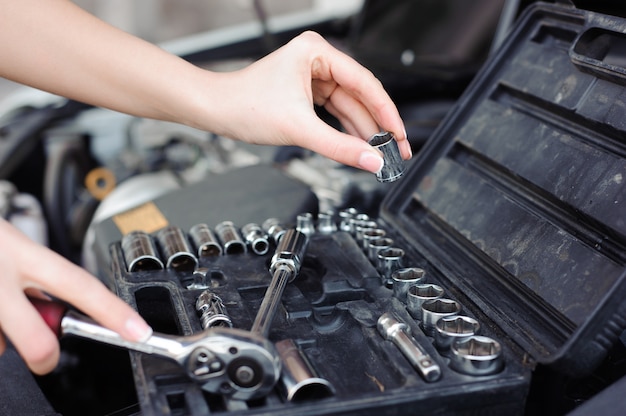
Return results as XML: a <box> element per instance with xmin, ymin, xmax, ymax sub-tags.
<box><xmin>101</xmin><ymin>3</ymin><xmax>626</xmax><ymax>413</ymax></box>
<box><xmin>108</xmin><ymin>209</ymin><xmax>529</xmax><ymax>415</ymax></box>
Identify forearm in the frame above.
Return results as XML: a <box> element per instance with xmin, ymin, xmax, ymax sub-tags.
<box><xmin>0</xmin><ymin>0</ymin><xmax>212</xmax><ymax>126</ymax></box>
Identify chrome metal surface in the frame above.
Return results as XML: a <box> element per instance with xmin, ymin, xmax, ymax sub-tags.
<box><xmin>189</xmin><ymin>223</ymin><xmax>223</xmax><ymax>257</ymax></box>
<box><xmin>121</xmin><ymin>230</ymin><xmax>164</xmax><ymax>272</ymax></box>
<box><xmin>156</xmin><ymin>225</ymin><xmax>198</xmax><ymax>271</ymax></box>
<box><xmin>407</xmin><ymin>283</ymin><xmax>445</xmax><ymax>320</ymax></box>
<box><xmin>434</xmin><ymin>315</ymin><xmax>480</xmax><ymax>350</ymax></box>
<box><xmin>391</xmin><ymin>268</ymin><xmax>425</xmax><ymax>303</ymax></box>
<box><xmin>377</xmin><ymin>312</ymin><xmax>441</xmax><ymax>382</ymax></box>
<box><xmin>241</xmin><ymin>222</ymin><xmax>270</xmax><ymax>255</ymax></box>
<box><xmin>450</xmin><ymin>335</ymin><xmax>504</xmax><ymax>376</ymax></box>
<box><xmin>368</xmin><ymin>132</ymin><xmax>405</xmax><ymax>183</ymax></box>
<box><xmin>421</xmin><ymin>298</ymin><xmax>462</xmax><ymax>336</ymax></box>
<box><xmin>215</xmin><ymin>221</ymin><xmax>247</xmax><ymax>255</ymax></box>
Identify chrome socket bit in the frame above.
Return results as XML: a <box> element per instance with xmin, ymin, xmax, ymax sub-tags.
<box><xmin>195</xmin><ymin>290</ymin><xmax>232</xmax><ymax>329</ymax></box>
<box><xmin>421</xmin><ymin>298</ymin><xmax>462</xmax><ymax>336</ymax></box>
<box><xmin>355</xmin><ymin>220</ymin><xmax>378</xmax><ymax>244</ymax></box>
<box><xmin>348</xmin><ymin>214</ymin><xmax>370</xmax><ymax>237</ymax></box>
<box><xmin>241</xmin><ymin>223</ymin><xmax>270</xmax><ymax>255</ymax></box>
<box><xmin>450</xmin><ymin>335</ymin><xmax>503</xmax><ymax>376</ymax></box>
<box><xmin>434</xmin><ymin>315</ymin><xmax>480</xmax><ymax>350</ymax></box>
<box><xmin>362</xmin><ymin>228</ymin><xmax>386</xmax><ymax>252</ymax></box>
<box><xmin>377</xmin><ymin>312</ymin><xmax>441</xmax><ymax>382</ymax></box>
<box><xmin>316</xmin><ymin>211</ymin><xmax>337</xmax><ymax>234</ymax></box>
<box><xmin>156</xmin><ymin>225</ymin><xmax>199</xmax><ymax>272</ymax></box>
<box><xmin>407</xmin><ymin>283</ymin><xmax>445</xmax><ymax>320</ymax></box>
<box><xmin>338</xmin><ymin>207</ymin><xmax>358</xmax><ymax>233</ymax></box>
<box><xmin>392</xmin><ymin>268</ymin><xmax>425</xmax><ymax>303</ymax></box>
<box><xmin>377</xmin><ymin>247</ymin><xmax>405</xmax><ymax>286</ymax></box>
<box><xmin>275</xmin><ymin>339</ymin><xmax>335</xmax><ymax>402</ymax></box>
<box><xmin>121</xmin><ymin>230</ymin><xmax>164</xmax><ymax>272</ymax></box>
<box><xmin>215</xmin><ymin>221</ymin><xmax>247</xmax><ymax>255</ymax></box>
<box><xmin>368</xmin><ymin>131</ymin><xmax>405</xmax><ymax>183</ymax></box>
<box><xmin>262</xmin><ymin>218</ymin><xmax>287</xmax><ymax>245</ymax></box>
<box><xmin>367</xmin><ymin>237</ymin><xmax>394</xmax><ymax>263</ymax></box>
<box><xmin>189</xmin><ymin>223</ymin><xmax>223</xmax><ymax>258</ymax></box>
<box><xmin>296</xmin><ymin>212</ymin><xmax>315</xmax><ymax>237</ymax></box>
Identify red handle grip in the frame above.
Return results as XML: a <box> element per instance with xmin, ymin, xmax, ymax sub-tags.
<box><xmin>30</xmin><ymin>298</ymin><xmax>67</xmax><ymax>338</ymax></box>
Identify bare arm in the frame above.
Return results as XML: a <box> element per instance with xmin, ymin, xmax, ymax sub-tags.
<box><xmin>0</xmin><ymin>0</ymin><xmax>409</xmax><ymax>374</ymax></box>
<box><xmin>0</xmin><ymin>0</ymin><xmax>410</xmax><ymax>171</ymax></box>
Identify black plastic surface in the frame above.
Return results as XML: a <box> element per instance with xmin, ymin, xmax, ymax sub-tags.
<box><xmin>109</xmin><ymin>230</ymin><xmax>530</xmax><ymax>415</ymax></box>
<box><xmin>381</xmin><ymin>2</ymin><xmax>626</xmax><ymax>376</ymax></box>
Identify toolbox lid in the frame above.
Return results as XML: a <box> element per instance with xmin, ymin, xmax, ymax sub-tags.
<box><xmin>381</xmin><ymin>2</ymin><xmax>626</xmax><ymax>376</ymax></box>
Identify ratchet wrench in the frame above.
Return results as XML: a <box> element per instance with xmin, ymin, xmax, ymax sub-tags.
<box><xmin>32</xmin><ymin>298</ymin><xmax>281</xmax><ymax>401</ymax></box>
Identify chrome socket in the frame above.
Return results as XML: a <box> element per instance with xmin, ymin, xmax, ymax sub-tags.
<box><xmin>195</xmin><ymin>290</ymin><xmax>232</xmax><ymax>329</ymax></box>
<box><xmin>338</xmin><ymin>207</ymin><xmax>358</xmax><ymax>233</ymax></box>
<box><xmin>215</xmin><ymin>221</ymin><xmax>247</xmax><ymax>255</ymax></box>
<box><xmin>262</xmin><ymin>218</ymin><xmax>287</xmax><ymax>245</ymax></box>
<box><xmin>156</xmin><ymin>225</ymin><xmax>199</xmax><ymax>272</ymax></box>
<box><xmin>377</xmin><ymin>247</ymin><xmax>405</xmax><ymax>286</ymax></box>
<box><xmin>391</xmin><ymin>267</ymin><xmax>426</xmax><ymax>303</ymax></box>
<box><xmin>121</xmin><ymin>230</ymin><xmax>164</xmax><ymax>273</ymax></box>
<box><xmin>275</xmin><ymin>339</ymin><xmax>335</xmax><ymax>402</ymax></box>
<box><xmin>362</xmin><ymin>228</ymin><xmax>386</xmax><ymax>252</ymax></box>
<box><xmin>421</xmin><ymin>298</ymin><xmax>462</xmax><ymax>336</ymax></box>
<box><xmin>241</xmin><ymin>223</ymin><xmax>270</xmax><ymax>255</ymax></box>
<box><xmin>406</xmin><ymin>283</ymin><xmax>445</xmax><ymax>320</ymax></box>
<box><xmin>367</xmin><ymin>237</ymin><xmax>394</xmax><ymax>263</ymax></box>
<box><xmin>296</xmin><ymin>212</ymin><xmax>316</xmax><ymax>237</ymax></box>
<box><xmin>316</xmin><ymin>211</ymin><xmax>337</xmax><ymax>234</ymax></box>
<box><xmin>434</xmin><ymin>315</ymin><xmax>480</xmax><ymax>350</ymax></box>
<box><xmin>349</xmin><ymin>214</ymin><xmax>371</xmax><ymax>237</ymax></box>
<box><xmin>368</xmin><ymin>131</ymin><xmax>405</xmax><ymax>183</ymax></box>
<box><xmin>450</xmin><ymin>335</ymin><xmax>504</xmax><ymax>376</ymax></box>
<box><xmin>189</xmin><ymin>223</ymin><xmax>222</xmax><ymax>258</ymax></box>
<box><xmin>355</xmin><ymin>220</ymin><xmax>378</xmax><ymax>244</ymax></box>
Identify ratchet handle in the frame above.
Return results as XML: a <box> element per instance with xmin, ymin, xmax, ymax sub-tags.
<box><xmin>30</xmin><ymin>298</ymin><xmax>67</xmax><ymax>337</ymax></box>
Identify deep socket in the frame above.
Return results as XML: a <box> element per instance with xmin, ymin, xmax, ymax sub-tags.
<box><xmin>189</xmin><ymin>223</ymin><xmax>222</xmax><ymax>257</ymax></box>
<box><xmin>215</xmin><ymin>221</ymin><xmax>247</xmax><ymax>255</ymax></box>
<box><xmin>156</xmin><ymin>225</ymin><xmax>199</xmax><ymax>272</ymax></box>
<box><xmin>121</xmin><ymin>230</ymin><xmax>164</xmax><ymax>272</ymax></box>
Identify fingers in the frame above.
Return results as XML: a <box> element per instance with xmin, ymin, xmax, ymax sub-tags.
<box><xmin>0</xmin><ymin>219</ymin><xmax>152</xmax><ymax>376</ymax></box>
<box><xmin>294</xmin><ymin>32</ymin><xmax>411</xmax><ymax>162</ymax></box>
<box><xmin>21</xmin><ymin>245</ymin><xmax>152</xmax><ymax>343</ymax></box>
<box><xmin>0</xmin><ymin>291</ymin><xmax>60</xmax><ymax>374</ymax></box>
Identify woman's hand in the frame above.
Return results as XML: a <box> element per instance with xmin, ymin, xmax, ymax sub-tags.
<box><xmin>0</xmin><ymin>218</ymin><xmax>152</xmax><ymax>375</ymax></box>
<box><xmin>189</xmin><ymin>31</ymin><xmax>411</xmax><ymax>173</ymax></box>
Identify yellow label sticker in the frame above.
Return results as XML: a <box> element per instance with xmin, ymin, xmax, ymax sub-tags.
<box><xmin>112</xmin><ymin>202</ymin><xmax>169</xmax><ymax>235</ymax></box>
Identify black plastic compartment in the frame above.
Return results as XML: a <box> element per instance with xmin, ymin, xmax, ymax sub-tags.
<box><xmin>382</xmin><ymin>2</ymin><xmax>626</xmax><ymax>377</ymax></box>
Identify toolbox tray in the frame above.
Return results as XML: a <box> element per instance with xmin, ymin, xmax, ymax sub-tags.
<box><xmin>103</xmin><ymin>2</ymin><xmax>626</xmax><ymax>415</ymax></box>
<box><xmin>382</xmin><ymin>1</ymin><xmax>626</xmax><ymax>376</ymax></box>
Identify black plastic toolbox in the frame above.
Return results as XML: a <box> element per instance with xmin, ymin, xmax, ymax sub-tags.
<box><xmin>101</xmin><ymin>2</ymin><xmax>626</xmax><ymax>414</ymax></box>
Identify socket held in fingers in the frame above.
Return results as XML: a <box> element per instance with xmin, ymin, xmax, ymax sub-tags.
<box><xmin>368</xmin><ymin>131</ymin><xmax>405</xmax><ymax>183</ymax></box>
